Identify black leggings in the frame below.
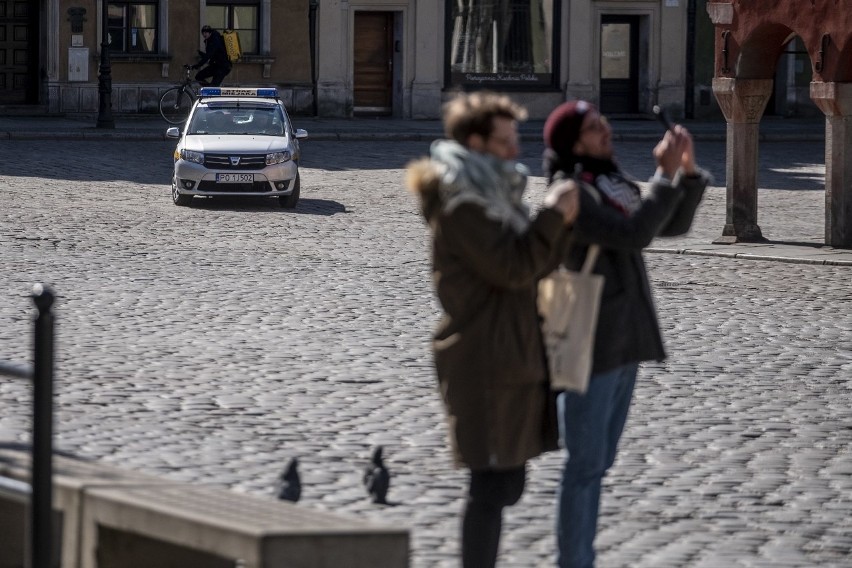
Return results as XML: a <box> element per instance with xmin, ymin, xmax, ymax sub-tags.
<box><xmin>462</xmin><ymin>465</ymin><xmax>526</xmax><ymax>568</ymax></box>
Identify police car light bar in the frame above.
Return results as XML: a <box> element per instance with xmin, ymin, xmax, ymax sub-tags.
<box><xmin>199</xmin><ymin>87</ymin><xmax>279</xmax><ymax>98</ymax></box>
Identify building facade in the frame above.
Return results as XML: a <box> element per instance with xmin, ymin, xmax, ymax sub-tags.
<box><xmin>3</xmin><ymin>1</ymin><xmax>815</xmax><ymax>120</ymax></box>
<box><xmin>9</xmin><ymin>0</ymin><xmax>313</xmax><ymax>115</ymax></box>
<box><xmin>317</xmin><ymin>0</ymin><xmax>719</xmax><ymax>119</ymax></box>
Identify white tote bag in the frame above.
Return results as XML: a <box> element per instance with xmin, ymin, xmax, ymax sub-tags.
<box><xmin>538</xmin><ymin>245</ymin><xmax>603</xmax><ymax>394</ymax></box>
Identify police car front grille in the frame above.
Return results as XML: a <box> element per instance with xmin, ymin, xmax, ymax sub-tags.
<box><xmin>198</xmin><ymin>180</ymin><xmax>272</xmax><ymax>193</ymax></box>
<box><xmin>204</xmin><ymin>154</ymin><xmax>267</xmax><ymax>170</ymax></box>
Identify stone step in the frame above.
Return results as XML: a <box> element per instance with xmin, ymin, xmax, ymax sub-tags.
<box><xmin>0</xmin><ymin>104</ymin><xmax>55</xmax><ymax>117</ymax></box>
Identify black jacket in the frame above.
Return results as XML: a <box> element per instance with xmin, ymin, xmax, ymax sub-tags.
<box><xmin>198</xmin><ymin>30</ymin><xmax>230</xmax><ymax>70</ymax></box>
<box><xmin>560</xmin><ymin>167</ymin><xmax>709</xmax><ymax>374</ymax></box>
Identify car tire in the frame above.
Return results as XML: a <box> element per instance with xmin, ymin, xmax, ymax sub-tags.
<box><xmin>172</xmin><ymin>179</ymin><xmax>193</xmax><ymax>207</ymax></box>
<box><xmin>279</xmin><ymin>174</ymin><xmax>300</xmax><ymax>209</ymax></box>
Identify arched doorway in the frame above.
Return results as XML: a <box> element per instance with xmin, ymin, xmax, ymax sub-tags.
<box><xmin>767</xmin><ymin>36</ymin><xmax>819</xmax><ymax>117</ymax></box>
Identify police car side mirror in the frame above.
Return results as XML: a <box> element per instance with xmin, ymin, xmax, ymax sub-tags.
<box><xmin>294</xmin><ymin>128</ymin><xmax>308</xmax><ymax>140</ymax></box>
<box><xmin>166</xmin><ymin>127</ymin><xmax>181</xmax><ymax>139</ymax></box>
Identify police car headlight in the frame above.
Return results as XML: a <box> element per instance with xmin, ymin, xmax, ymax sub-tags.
<box><xmin>266</xmin><ymin>151</ymin><xmax>291</xmax><ymax>165</ymax></box>
<box><xmin>180</xmin><ymin>149</ymin><xmax>204</xmax><ymax>164</ymax></box>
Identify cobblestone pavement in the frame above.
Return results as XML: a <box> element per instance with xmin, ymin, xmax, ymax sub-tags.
<box><xmin>1</xmin><ymin>137</ymin><xmax>851</xmax><ymax>567</ymax></box>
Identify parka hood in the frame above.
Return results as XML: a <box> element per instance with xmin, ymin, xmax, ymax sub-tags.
<box><xmin>405</xmin><ymin>156</ymin><xmax>442</xmax><ymax>197</ymax></box>
<box><xmin>406</xmin><ymin>140</ymin><xmax>530</xmax><ymax>233</ymax></box>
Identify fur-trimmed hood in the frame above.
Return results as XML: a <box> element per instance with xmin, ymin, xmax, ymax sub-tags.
<box><xmin>405</xmin><ymin>140</ymin><xmax>530</xmax><ymax>234</ymax></box>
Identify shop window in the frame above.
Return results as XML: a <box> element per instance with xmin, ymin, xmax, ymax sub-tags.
<box><xmin>446</xmin><ymin>0</ymin><xmax>556</xmax><ymax>88</ymax></box>
<box><xmin>107</xmin><ymin>2</ymin><xmax>158</xmax><ymax>53</ymax></box>
<box><xmin>206</xmin><ymin>1</ymin><xmax>259</xmax><ymax>54</ymax></box>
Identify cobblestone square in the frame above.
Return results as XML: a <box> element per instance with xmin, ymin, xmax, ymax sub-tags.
<box><xmin>1</xmin><ymin>136</ymin><xmax>850</xmax><ymax>567</ymax></box>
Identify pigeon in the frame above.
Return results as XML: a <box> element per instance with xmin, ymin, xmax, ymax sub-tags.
<box><xmin>276</xmin><ymin>457</ymin><xmax>301</xmax><ymax>503</ymax></box>
<box><xmin>363</xmin><ymin>446</ymin><xmax>390</xmax><ymax>504</ymax></box>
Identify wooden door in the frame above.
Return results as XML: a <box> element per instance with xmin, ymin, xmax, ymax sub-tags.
<box><xmin>353</xmin><ymin>12</ymin><xmax>393</xmax><ymax>115</ymax></box>
<box><xmin>0</xmin><ymin>0</ymin><xmax>37</xmax><ymax>104</ymax></box>
<box><xmin>599</xmin><ymin>16</ymin><xmax>639</xmax><ymax>114</ymax></box>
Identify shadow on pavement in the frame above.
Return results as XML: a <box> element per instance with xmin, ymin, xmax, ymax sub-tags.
<box><xmin>0</xmin><ymin>139</ymin><xmax>175</xmax><ymax>185</ymax></box>
<box><xmin>188</xmin><ymin>196</ymin><xmax>347</xmax><ymax>215</ymax></box>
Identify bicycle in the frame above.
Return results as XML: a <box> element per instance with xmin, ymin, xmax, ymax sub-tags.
<box><xmin>159</xmin><ymin>65</ymin><xmax>202</xmax><ymax>125</ymax></box>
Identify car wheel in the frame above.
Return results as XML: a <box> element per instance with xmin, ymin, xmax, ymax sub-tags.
<box><xmin>172</xmin><ymin>179</ymin><xmax>193</xmax><ymax>207</ymax></box>
<box><xmin>279</xmin><ymin>174</ymin><xmax>300</xmax><ymax>209</ymax></box>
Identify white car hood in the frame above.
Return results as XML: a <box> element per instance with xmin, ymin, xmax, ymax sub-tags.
<box><xmin>183</xmin><ymin>135</ymin><xmax>290</xmax><ymax>153</ymax></box>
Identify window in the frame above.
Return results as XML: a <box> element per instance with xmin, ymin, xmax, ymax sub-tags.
<box><xmin>446</xmin><ymin>0</ymin><xmax>556</xmax><ymax>88</ymax></box>
<box><xmin>206</xmin><ymin>1</ymin><xmax>259</xmax><ymax>54</ymax></box>
<box><xmin>107</xmin><ymin>2</ymin><xmax>158</xmax><ymax>53</ymax></box>
<box><xmin>189</xmin><ymin>104</ymin><xmax>287</xmax><ymax>136</ymax></box>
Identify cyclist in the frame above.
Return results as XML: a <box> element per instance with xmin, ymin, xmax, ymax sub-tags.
<box><xmin>191</xmin><ymin>25</ymin><xmax>231</xmax><ymax>87</ymax></box>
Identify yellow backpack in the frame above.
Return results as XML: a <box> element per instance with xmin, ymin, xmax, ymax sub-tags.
<box><xmin>223</xmin><ymin>29</ymin><xmax>242</xmax><ymax>63</ymax></box>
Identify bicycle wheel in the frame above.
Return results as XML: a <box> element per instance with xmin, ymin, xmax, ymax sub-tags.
<box><xmin>159</xmin><ymin>87</ymin><xmax>194</xmax><ymax>125</ymax></box>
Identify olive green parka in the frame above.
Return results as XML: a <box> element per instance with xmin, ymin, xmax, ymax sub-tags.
<box><xmin>408</xmin><ymin>141</ymin><xmax>569</xmax><ymax>470</ymax></box>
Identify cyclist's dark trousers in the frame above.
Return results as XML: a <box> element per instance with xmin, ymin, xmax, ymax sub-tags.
<box><xmin>195</xmin><ymin>66</ymin><xmax>230</xmax><ymax>87</ymax></box>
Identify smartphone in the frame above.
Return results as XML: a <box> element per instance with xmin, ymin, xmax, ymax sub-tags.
<box><xmin>652</xmin><ymin>105</ymin><xmax>674</xmax><ymax>132</ymax></box>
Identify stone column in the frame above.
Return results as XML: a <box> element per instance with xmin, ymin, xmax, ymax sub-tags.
<box><xmin>711</xmin><ymin>77</ymin><xmax>773</xmax><ymax>243</ymax></box>
<box><xmin>316</xmin><ymin>0</ymin><xmax>351</xmax><ymax>117</ymax></box>
<box><xmin>811</xmin><ymin>81</ymin><xmax>852</xmax><ymax>249</ymax></box>
<box><xmin>411</xmin><ymin>2</ymin><xmax>442</xmax><ymax>119</ymax></box>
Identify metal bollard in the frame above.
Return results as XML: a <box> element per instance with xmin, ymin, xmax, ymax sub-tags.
<box><xmin>30</xmin><ymin>284</ymin><xmax>55</xmax><ymax>568</ymax></box>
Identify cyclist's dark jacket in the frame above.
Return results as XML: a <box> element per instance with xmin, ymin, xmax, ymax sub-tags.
<box><xmin>198</xmin><ymin>30</ymin><xmax>231</xmax><ymax>71</ymax></box>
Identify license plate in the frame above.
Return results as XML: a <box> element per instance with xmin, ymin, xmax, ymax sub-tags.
<box><xmin>216</xmin><ymin>173</ymin><xmax>254</xmax><ymax>183</ymax></box>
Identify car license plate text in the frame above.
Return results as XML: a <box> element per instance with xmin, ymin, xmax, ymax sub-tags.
<box><xmin>216</xmin><ymin>173</ymin><xmax>254</xmax><ymax>183</ymax></box>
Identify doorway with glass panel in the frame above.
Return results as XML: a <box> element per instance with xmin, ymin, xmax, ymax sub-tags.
<box><xmin>599</xmin><ymin>15</ymin><xmax>640</xmax><ymax>114</ymax></box>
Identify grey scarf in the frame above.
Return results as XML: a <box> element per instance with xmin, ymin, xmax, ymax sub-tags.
<box><xmin>430</xmin><ymin>139</ymin><xmax>530</xmax><ymax>234</ymax></box>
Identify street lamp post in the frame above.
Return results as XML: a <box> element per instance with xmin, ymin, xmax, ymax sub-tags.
<box><xmin>309</xmin><ymin>0</ymin><xmax>319</xmax><ymax>116</ymax></box>
<box><xmin>685</xmin><ymin>0</ymin><xmax>696</xmax><ymax>119</ymax></box>
<box><xmin>97</xmin><ymin>0</ymin><xmax>115</xmax><ymax>128</ymax></box>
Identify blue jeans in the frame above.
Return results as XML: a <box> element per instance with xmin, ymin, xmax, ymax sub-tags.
<box><xmin>556</xmin><ymin>363</ymin><xmax>638</xmax><ymax>568</ymax></box>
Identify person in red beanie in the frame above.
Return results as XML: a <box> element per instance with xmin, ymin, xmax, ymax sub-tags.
<box><xmin>542</xmin><ymin>100</ymin><xmax>711</xmax><ymax>568</ymax></box>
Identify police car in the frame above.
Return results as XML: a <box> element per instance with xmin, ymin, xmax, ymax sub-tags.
<box><xmin>166</xmin><ymin>87</ymin><xmax>307</xmax><ymax>208</ymax></box>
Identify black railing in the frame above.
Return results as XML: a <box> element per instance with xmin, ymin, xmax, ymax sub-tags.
<box><xmin>0</xmin><ymin>284</ymin><xmax>55</xmax><ymax>568</ymax></box>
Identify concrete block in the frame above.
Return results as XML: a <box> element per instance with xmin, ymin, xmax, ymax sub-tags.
<box><xmin>0</xmin><ymin>449</ymin><xmax>178</xmax><ymax>568</ymax></box>
<box><xmin>0</xmin><ymin>489</ymin><xmax>27</xmax><ymax>568</ymax></box>
<box><xmin>119</xmin><ymin>88</ymin><xmax>140</xmax><ymax>113</ymax></box>
<box><xmin>0</xmin><ymin>476</ymin><xmax>65</xmax><ymax>568</ymax></box>
<box><xmin>60</xmin><ymin>87</ymin><xmax>81</xmax><ymax>113</ymax></box>
<box><xmin>80</xmin><ymin>484</ymin><xmax>409</xmax><ymax>568</ymax></box>
<box><xmin>138</xmin><ymin>87</ymin><xmax>161</xmax><ymax>114</ymax></box>
<box><xmin>80</xmin><ymin>87</ymin><xmax>100</xmax><ymax>113</ymax></box>
<box><xmin>0</xmin><ymin>449</ymin><xmax>409</xmax><ymax>568</ymax></box>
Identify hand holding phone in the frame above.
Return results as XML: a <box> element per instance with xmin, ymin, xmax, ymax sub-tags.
<box><xmin>652</xmin><ymin>105</ymin><xmax>673</xmax><ymax>132</ymax></box>
<box><xmin>651</xmin><ymin>106</ymin><xmax>697</xmax><ymax>177</ymax></box>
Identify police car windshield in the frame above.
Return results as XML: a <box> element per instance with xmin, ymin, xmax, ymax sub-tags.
<box><xmin>188</xmin><ymin>104</ymin><xmax>287</xmax><ymax>136</ymax></box>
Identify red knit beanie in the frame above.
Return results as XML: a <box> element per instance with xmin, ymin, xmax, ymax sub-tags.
<box><xmin>543</xmin><ymin>100</ymin><xmax>595</xmax><ymax>157</ymax></box>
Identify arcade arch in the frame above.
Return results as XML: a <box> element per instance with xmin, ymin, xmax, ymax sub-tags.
<box><xmin>708</xmin><ymin>0</ymin><xmax>852</xmax><ymax>248</ymax></box>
